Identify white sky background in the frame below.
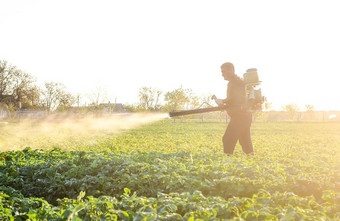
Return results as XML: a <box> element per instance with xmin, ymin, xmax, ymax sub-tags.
<box><xmin>0</xmin><ymin>0</ymin><xmax>339</xmax><ymax>111</ymax></box>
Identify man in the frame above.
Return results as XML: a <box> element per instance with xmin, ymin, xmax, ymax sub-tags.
<box><xmin>214</xmin><ymin>62</ymin><xmax>255</xmax><ymax>155</ymax></box>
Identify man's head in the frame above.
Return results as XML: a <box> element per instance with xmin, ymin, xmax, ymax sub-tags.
<box><xmin>220</xmin><ymin>62</ymin><xmax>235</xmax><ymax>81</ymax></box>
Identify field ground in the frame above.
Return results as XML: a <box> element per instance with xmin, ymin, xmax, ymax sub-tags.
<box><xmin>1</xmin><ymin>119</ymin><xmax>340</xmax><ymax>220</ymax></box>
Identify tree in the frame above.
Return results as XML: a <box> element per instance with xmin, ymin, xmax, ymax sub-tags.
<box><xmin>305</xmin><ymin>104</ymin><xmax>314</xmax><ymax>112</ymax></box>
<box><xmin>25</xmin><ymin>86</ymin><xmax>41</xmax><ymax>108</ymax></box>
<box><xmin>305</xmin><ymin>104</ymin><xmax>315</xmax><ymax>120</ymax></box>
<box><xmin>0</xmin><ymin>60</ymin><xmax>15</xmax><ymax>103</ymax></box>
<box><xmin>283</xmin><ymin>103</ymin><xmax>299</xmax><ymax>120</ymax></box>
<box><xmin>154</xmin><ymin>89</ymin><xmax>162</xmax><ymax>110</ymax></box>
<box><xmin>138</xmin><ymin>87</ymin><xmax>154</xmax><ymax>110</ymax></box>
<box><xmin>164</xmin><ymin>86</ymin><xmax>190</xmax><ymax>111</ymax></box>
<box><xmin>57</xmin><ymin>92</ymin><xmax>75</xmax><ymax>111</ymax></box>
<box><xmin>11</xmin><ymin>69</ymin><xmax>35</xmax><ymax>109</ymax></box>
<box><xmin>138</xmin><ymin>87</ymin><xmax>162</xmax><ymax>110</ymax></box>
<box><xmin>0</xmin><ymin>60</ymin><xmax>37</xmax><ymax>109</ymax></box>
<box><xmin>86</xmin><ymin>86</ymin><xmax>109</xmax><ymax>106</ymax></box>
<box><xmin>42</xmin><ymin>82</ymin><xmax>74</xmax><ymax>112</ymax></box>
<box><xmin>184</xmin><ymin>90</ymin><xmax>201</xmax><ymax>110</ymax></box>
<box><xmin>189</xmin><ymin>94</ymin><xmax>200</xmax><ymax>109</ymax></box>
<box><xmin>0</xmin><ymin>61</ymin><xmax>15</xmax><ymax>104</ymax></box>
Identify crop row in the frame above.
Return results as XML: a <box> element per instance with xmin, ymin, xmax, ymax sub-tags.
<box><xmin>1</xmin><ymin>185</ymin><xmax>338</xmax><ymax>220</ymax></box>
<box><xmin>1</xmin><ymin>146</ymin><xmax>339</xmax><ymax>220</ymax></box>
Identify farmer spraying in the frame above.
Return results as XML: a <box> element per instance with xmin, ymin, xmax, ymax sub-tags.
<box><xmin>214</xmin><ymin>62</ymin><xmax>255</xmax><ymax>155</ymax></box>
<box><xmin>169</xmin><ymin>62</ymin><xmax>264</xmax><ymax>155</ymax></box>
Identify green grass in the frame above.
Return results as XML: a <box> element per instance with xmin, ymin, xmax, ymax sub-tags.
<box><xmin>0</xmin><ymin>120</ymin><xmax>339</xmax><ymax>220</ymax></box>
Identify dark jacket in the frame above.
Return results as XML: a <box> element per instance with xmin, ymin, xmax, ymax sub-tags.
<box><xmin>223</xmin><ymin>75</ymin><xmax>248</xmax><ymax>117</ymax></box>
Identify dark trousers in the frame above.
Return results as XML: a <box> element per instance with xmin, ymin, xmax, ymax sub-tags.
<box><xmin>222</xmin><ymin>112</ymin><xmax>253</xmax><ymax>154</ymax></box>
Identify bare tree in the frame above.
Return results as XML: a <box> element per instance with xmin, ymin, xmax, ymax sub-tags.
<box><xmin>42</xmin><ymin>82</ymin><xmax>74</xmax><ymax>111</ymax></box>
<box><xmin>87</xmin><ymin>86</ymin><xmax>109</xmax><ymax>106</ymax></box>
<box><xmin>305</xmin><ymin>104</ymin><xmax>315</xmax><ymax>120</ymax></box>
<box><xmin>305</xmin><ymin>104</ymin><xmax>314</xmax><ymax>112</ymax></box>
<box><xmin>57</xmin><ymin>92</ymin><xmax>75</xmax><ymax>111</ymax></box>
<box><xmin>284</xmin><ymin>103</ymin><xmax>299</xmax><ymax>120</ymax></box>
<box><xmin>138</xmin><ymin>87</ymin><xmax>163</xmax><ymax>110</ymax></box>
<box><xmin>154</xmin><ymin>89</ymin><xmax>162</xmax><ymax>110</ymax></box>
<box><xmin>138</xmin><ymin>87</ymin><xmax>153</xmax><ymax>110</ymax></box>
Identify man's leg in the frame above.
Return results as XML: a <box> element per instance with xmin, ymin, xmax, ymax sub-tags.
<box><xmin>239</xmin><ymin>125</ymin><xmax>254</xmax><ymax>155</ymax></box>
<box><xmin>222</xmin><ymin>118</ymin><xmax>241</xmax><ymax>154</ymax></box>
<box><xmin>239</xmin><ymin>113</ymin><xmax>254</xmax><ymax>155</ymax></box>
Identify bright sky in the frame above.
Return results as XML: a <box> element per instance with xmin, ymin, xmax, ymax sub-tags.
<box><xmin>1</xmin><ymin>0</ymin><xmax>339</xmax><ymax>111</ymax></box>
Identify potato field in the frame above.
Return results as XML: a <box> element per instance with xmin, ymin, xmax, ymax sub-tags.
<box><xmin>0</xmin><ymin>119</ymin><xmax>340</xmax><ymax>220</ymax></box>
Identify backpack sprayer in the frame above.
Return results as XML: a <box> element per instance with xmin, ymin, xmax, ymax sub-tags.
<box><xmin>169</xmin><ymin>68</ymin><xmax>266</xmax><ymax>117</ymax></box>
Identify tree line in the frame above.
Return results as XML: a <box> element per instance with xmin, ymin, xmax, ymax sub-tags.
<box><xmin>136</xmin><ymin>86</ymin><xmax>214</xmax><ymax>112</ymax></box>
<box><xmin>0</xmin><ymin>60</ymin><xmax>214</xmax><ymax>114</ymax></box>
<box><xmin>0</xmin><ymin>60</ymin><xmax>74</xmax><ymax>112</ymax></box>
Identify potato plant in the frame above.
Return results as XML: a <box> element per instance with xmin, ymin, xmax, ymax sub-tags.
<box><xmin>0</xmin><ymin>120</ymin><xmax>339</xmax><ymax>220</ymax></box>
